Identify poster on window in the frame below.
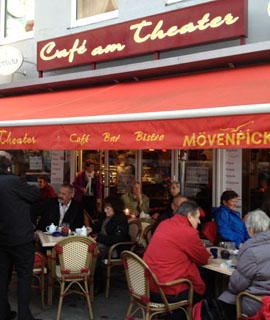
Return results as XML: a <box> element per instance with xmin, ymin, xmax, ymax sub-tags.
<box><xmin>51</xmin><ymin>150</ymin><xmax>64</xmax><ymax>184</ymax></box>
<box><xmin>186</xmin><ymin>166</ymin><xmax>209</xmax><ymax>184</ymax></box>
<box><xmin>29</xmin><ymin>156</ymin><xmax>42</xmax><ymax>170</ymax></box>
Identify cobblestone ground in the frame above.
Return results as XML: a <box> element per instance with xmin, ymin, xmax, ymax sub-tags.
<box><xmin>9</xmin><ymin>268</ymin><xmax>131</xmax><ymax>320</ymax></box>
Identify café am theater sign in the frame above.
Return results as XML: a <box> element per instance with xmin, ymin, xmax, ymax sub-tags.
<box><xmin>37</xmin><ymin>0</ymin><xmax>247</xmax><ymax>72</ymax></box>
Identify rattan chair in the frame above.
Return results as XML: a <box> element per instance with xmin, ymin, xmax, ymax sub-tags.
<box><xmin>141</xmin><ymin>224</ymin><xmax>153</xmax><ymax>249</ymax></box>
<box><xmin>103</xmin><ymin>219</ymin><xmax>142</xmax><ymax>298</ymax></box>
<box><xmin>48</xmin><ymin>236</ymin><xmax>99</xmax><ymax>320</ymax></box>
<box><xmin>32</xmin><ymin>251</ymin><xmax>48</xmax><ymax>309</ymax></box>
<box><xmin>121</xmin><ymin>250</ymin><xmax>193</xmax><ymax>320</ymax></box>
<box><xmin>236</xmin><ymin>291</ymin><xmax>262</xmax><ymax>319</ymax></box>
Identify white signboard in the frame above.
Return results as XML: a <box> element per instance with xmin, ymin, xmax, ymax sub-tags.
<box><xmin>29</xmin><ymin>156</ymin><xmax>42</xmax><ymax>170</ymax></box>
<box><xmin>224</xmin><ymin>149</ymin><xmax>242</xmax><ymax>212</ymax></box>
<box><xmin>0</xmin><ymin>47</ymin><xmax>23</xmax><ymax>75</ymax></box>
<box><xmin>51</xmin><ymin>150</ymin><xmax>64</xmax><ymax>184</ymax></box>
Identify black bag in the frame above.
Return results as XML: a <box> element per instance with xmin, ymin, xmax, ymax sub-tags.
<box><xmin>193</xmin><ymin>298</ymin><xmax>224</xmax><ymax>320</ymax></box>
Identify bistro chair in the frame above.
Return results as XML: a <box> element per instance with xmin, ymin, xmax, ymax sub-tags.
<box><xmin>48</xmin><ymin>236</ymin><xmax>99</xmax><ymax>320</ymax></box>
<box><xmin>141</xmin><ymin>224</ymin><xmax>153</xmax><ymax>249</ymax></box>
<box><xmin>103</xmin><ymin>219</ymin><xmax>142</xmax><ymax>298</ymax></box>
<box><xmin>121</xmin><ymin>250</ymin><xmax>193</xmax><ymax>320</ymax></box>
<box><xmin>236</xmin><ymin>291</ymin><xmax>262</xmax><ymax>319</ymax></box>
<box><xmin>32</xmin><ymin>251</ymin><xmax>48</xmax><ymax>309</ymax></box>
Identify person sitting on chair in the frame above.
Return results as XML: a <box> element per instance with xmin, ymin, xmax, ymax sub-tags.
<box><xmin>37</xmin><ymin>175</ymin><xmax>56</xmax><ymax>200</ymax></box>
<box><xmin>86</xmin><ymin>195</ymin><xmax>130</xmax><ymax>295</ymax></box>
<box><xmin>33</xmin><ymin>183</ymin><xmax>84</xmax><ymax>231</ymax></box>
<box><xmin>143</xmin><ymin>201</ymin><xmax>210</xmax><ymax>320</ymax></box>
<box><xmin>219</xmin><ymin>209</ymin><xmax>270</xmax><ymax>319</ymax></box>
<box><xmin>214</xmin><ymin>190</ymin><xmax>250</xmax><ymax>249</ymax></box>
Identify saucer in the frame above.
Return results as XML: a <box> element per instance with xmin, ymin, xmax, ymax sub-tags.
<box><xmin>44</xmin><ymin>231</ymin><xmax>53</xmax><ymax>235</ymax></box>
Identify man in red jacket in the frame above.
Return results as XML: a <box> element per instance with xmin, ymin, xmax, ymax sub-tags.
<box><xmin>143</xmin><ymin>200</ymin><xmax>210</xmax><ymax>320</ymax></box>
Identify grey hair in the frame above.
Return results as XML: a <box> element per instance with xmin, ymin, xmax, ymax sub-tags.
<box><xmin>245</xmin><ymin>209</ymin><xmax>270</xmax><ymax>234</ymax></box>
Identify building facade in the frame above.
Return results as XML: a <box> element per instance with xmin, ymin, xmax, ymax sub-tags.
<box><xmin>0</xmin><ymin>0</ymin><xmax>270</xmax><ymax>217</ymax></box>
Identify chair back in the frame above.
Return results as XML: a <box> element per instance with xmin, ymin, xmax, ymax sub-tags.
<box><xmin>121</xmin><ymin>250</ymin><xmax>175</xmax><ymax>311</ymax></box>
<box><xmin>142</xmin><ymin>224</ymin><xmax>153</xmax><ymax>248</ymax></box>
<box><xmin>52</xmin><ymin>236</ymin><xmax>98</xmax><ymax>277</ymax></box>
<box><xmin>128</xmin><ymin>219</ymin><xmax>142</xmax><ymax>242</ymax></box>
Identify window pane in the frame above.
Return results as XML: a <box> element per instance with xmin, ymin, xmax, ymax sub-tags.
<box><xmin>5</xmin><ymin>0</ymin><xmax>34</xmax><ymax>38</ymax></box>
<box><xmin>77</xmin><ymin>0</ymin><xmax>118</xmax><ymax>20</ymax></box>
<box><xmin>142</xmin><ymin>150</ymin><xmax>171</xmax><ymax>215</ymax></box>
<box><xmin>179</xmin><ymin>150</ymin><xmax>213</xmax><ymax>217</ymax></box>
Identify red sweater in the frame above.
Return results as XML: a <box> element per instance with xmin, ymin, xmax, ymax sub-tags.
<box><xmin>143</xmin><ymin>215</ymin><xmax>210</xmax><ymax>295</ymax></box>
<box><xmin>40</xmin><ymin>184</ymin><xmax>56</xmax><ymax>200</ymax></box>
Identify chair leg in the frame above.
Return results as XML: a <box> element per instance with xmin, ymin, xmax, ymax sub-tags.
<box><xmin>105</xmin><ymin>264</ymin><xmax>111</xmax><ymax>298</ymax></box>
<box><xmin>89</xmin><ymin>276</ymin><xmax>94</xmax><ymax>303</ymax></box>
<box><xmin>56</xmin><ymin>281</ymin><xmax>65</xmax><ymax>320</ymax></box>
<box><xmin>40</xmin><ymin>272</ymin><xmax>45</xmax><ymax>309</ymax></box>
<box><xmin>84</xmin><ymin>279</ymin><xmax>94</xmax><ymax>320</ymax></box>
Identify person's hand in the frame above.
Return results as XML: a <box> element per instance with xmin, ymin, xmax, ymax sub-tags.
<box><xmin>86</xmin><ymin>227</ymin><xmax>92</xmax><ymax>235</ymax></box>
<box><xmin>81</xmin><ymin>187</ymin><xmax>87</xmax><ymax>193</ymax></box>
<box><xmin>151</xmin><ymin>212</ymin><xmax>160</xmax><ymax>220</ymax></box>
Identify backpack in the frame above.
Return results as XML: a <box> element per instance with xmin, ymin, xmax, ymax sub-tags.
<box><xmin>193</xmin><ymin>298</ymin><xmax>224</xmax><ymax>320</ymax></box>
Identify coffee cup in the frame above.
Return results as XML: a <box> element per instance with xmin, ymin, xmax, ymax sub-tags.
<box><xmin>210</xmin><ymin>247</ymin><xmax>218</xmax><ymax>259</ymax></box>
<box><xmin>46</xmin><ymin>223</ymin><xmax>57</xmax><ymax>234</ymax></box>
<box><xmin>80</xmin><ymin>226</ymin><xmax>87</xmax><ymax>236</ymax></box>
<box><xmin>75</xmin><ymin>228</ymin><xmax>81</xmax><ymax>235</ymax></box>
<box><xmin>221</xmin><ymin>249</ymin><xmax>230</xmax><ymax>259</ymax></box>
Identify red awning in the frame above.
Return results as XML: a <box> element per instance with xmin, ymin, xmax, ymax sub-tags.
<box><xmin>0</xmin><ymin>64</ymin><xmax>270</xmax><ymax>150</ymax></box>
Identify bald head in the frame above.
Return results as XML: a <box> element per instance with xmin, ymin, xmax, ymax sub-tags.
<box><xmin>171</xmin><ymin>195</ymin><xmax>188</xmax><ymax>214</ymax></box>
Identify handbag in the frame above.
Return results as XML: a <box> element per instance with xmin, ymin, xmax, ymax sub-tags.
<box><xmin>193</xmin><ymin>298</ymin><xmax>224</xmax><ymax>320</ymax></box>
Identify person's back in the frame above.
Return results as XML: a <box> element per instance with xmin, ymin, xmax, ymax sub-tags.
<box><xmin>0</xmin><ymin>168</ymin><xmax>40</xmax><ymax>246</ymax></box>
<box><xmin>0</xmin><ymin>152</ymin><xmax>41</xmax><ymax>320</ymax></box>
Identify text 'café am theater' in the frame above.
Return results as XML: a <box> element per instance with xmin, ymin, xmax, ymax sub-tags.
<box><xmin>0</xmin><ymin>0</ymin><xmax>270</xmax><ymax>216</ymax></box>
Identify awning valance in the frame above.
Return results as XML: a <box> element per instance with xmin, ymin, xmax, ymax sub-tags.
<box><xmin>0</xmin><ymin>64</ymin><xmax>270</xmax><ymax>150</ymax></box>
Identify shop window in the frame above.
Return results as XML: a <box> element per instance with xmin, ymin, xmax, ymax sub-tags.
<box><xmin>72</xmin><ymin>0</ymin><xmax>119</xmax><ymax>27</ymax></box>
<box><xmin>243</xmin><ymin>149</ymin><xmax>270</xmax><ymax>216</ymax></box>
<box><xmin>108</xmin><ymin>150</ymin><xmax>135</xmax><ymax>196</ymax></box>
<box><xmin>0</xmin><ymin>0</ymin><xmax>34</xmax><ymax>43</ymax></box>
<box><xmin>141</xmin><ymin>150</ymin><xmax>172</xmax><ymax>215</ymax></box>
<box><xmin>2</xmin><ymin>150</ymin><xmax>71</xmax><ymax>193</ymax></box>
<box><xmin>179</xmin><ymin>150</ymin><xmax>213</xmax><ymax>218</ymax></box>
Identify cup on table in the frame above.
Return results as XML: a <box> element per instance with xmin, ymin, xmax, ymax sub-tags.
<box><xmin>210</xmin><ymin>247</ymin><xmax>218</xmax><ymax>259</ymax></box>
<box><xmin>61</xmin><ymin>222</ymin><xmax>70</xmax><ymax>237</ymax></box>
<box><xmin>75</xmin><ymin>228</ymin><xmax>81</xmax><ymax>235</ymax></box>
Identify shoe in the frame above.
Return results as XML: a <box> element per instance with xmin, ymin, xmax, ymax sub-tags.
<box><xmin>9</xmin><ymin>311</ymin><xmax>17</xmax><ymax>320</ymax></box>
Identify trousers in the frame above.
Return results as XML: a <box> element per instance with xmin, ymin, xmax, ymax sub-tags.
<box><xmin>0</xmin><ymin>242</ymin><xmax>35</xmax><ymax>320</ymax></box>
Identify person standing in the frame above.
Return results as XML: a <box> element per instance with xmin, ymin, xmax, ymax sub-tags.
<box><xmin>73</xmin><ymin>159</ymin><xmax>102</xmax><ymax>218</ymax></box>
<box><xmin>0</xmin><ymin>151</ymin><xmax>41</xmax><ymax>320</ymax></box>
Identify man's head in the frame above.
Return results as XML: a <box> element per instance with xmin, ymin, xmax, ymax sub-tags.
<box><xmin>171</xmin><ymin>195</ymin><xmax>188</xmax><ymax>214</ymax></box>
<box><xmin>176</xmin><ymin>200</ymin><xmax>201</xmax><ymax>229</ymax></box>
<box><xmin>37</xmin><ymin>175</ymin><xmax>48</xmax><ymax>189</ymax></box>
<box><xmin>132</xmin><ymin>181</ymin><xmax>141</xmax><ymax>196</ymax></box>
<box><xmin>169</xmin><ymin>181</ymin><xmax>181</xmax><ymax>197</ymax></box>
<box><xmin>58</xmin><ymin>183</ymin><xmax>73</xmax><ymax>205</ymax></box>
<box><xmin>0</xmin><ymin>151</ymin><xmax>12</xmax><ymax>172</ymax></box>
<box><xmin>85</xmin><ymin>159</ymin><xmax>95</xmax><ymax>173</ymax></box>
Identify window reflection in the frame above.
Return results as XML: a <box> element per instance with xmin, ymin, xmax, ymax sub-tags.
<box><xmin>5</xmin><ymin>0</ymin><xmax>34</xmax><ymax>38</ymax></box>
<box><xmin>76</xmin><ymin>0</ymin><xmax>118</xmax><ymax>20</ymax></box>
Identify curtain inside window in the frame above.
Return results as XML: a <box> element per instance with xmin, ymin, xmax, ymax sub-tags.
<box><xmin>77</xmin><ymin>0</ymin><xmax>119</xmax><ymax>20</ymax></box>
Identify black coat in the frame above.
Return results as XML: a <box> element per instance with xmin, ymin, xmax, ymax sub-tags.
<box><xmin>33</xmin><ymin>197</ymin><xmax>84</xmax><ymax>231</ymax></box>
<box><xmin>0</xmin><ymin>169</ymin><xmax>40</xmax><ymax>246</ymax></box>
<box><xmin>90</xmin><ymin>211</ymin><xmax>129</xmax><ymax>246</ymax></box>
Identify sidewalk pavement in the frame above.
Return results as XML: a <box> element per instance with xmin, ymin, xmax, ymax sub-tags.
<box><xmin>9</xmin><ymin>271</ymin><xmax>131</xmax><ymax>320</ymax></box>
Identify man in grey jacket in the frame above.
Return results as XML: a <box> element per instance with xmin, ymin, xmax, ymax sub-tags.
<box><xmin>219</xmin><ymin>209</ymin><xmax>270</xmax><ymax>318</ymax></box>
<box><xmin>0</xmin><ymin>151</ymin><xmax>41</xmax><ymax>320</ymax></box>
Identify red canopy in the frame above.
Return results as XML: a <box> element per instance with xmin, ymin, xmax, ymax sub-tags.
<box><xmin>0</xmin><ymin>64</ymin><xmax>269</xmax><ymax>150</ymax></box>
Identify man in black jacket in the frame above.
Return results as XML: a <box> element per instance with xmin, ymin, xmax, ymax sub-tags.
<box><xmin>0</xmin><ymin>152</ymin><xmax>41</xmax><ymax>320</ymax></box>
<box><xmin>32</xmin><ymin>183</ymin><xmax>84</xmax><ymax>232</ymax></box>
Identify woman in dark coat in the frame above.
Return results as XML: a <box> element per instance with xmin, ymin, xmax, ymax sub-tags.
<box><xmin>219</xmin><ymin>209</ymin><xmax>270</xmax><ymax>318</ymax></box>
<box><xmin>87</xmin><ymin>195</ymin><xmax>129</xmax><ymax>294</ymax></box>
